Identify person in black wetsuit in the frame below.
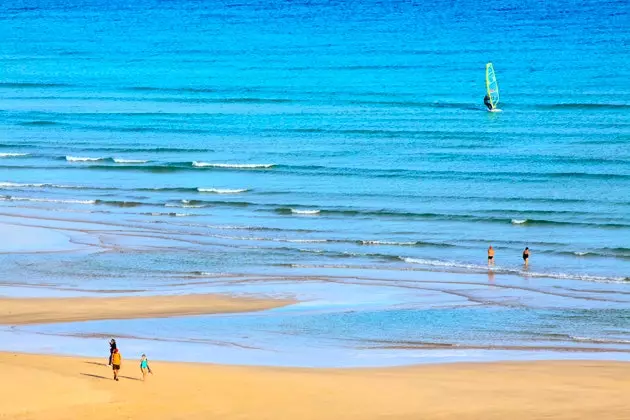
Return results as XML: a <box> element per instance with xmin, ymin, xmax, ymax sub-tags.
<box><xmin>108</xmin><ymin>338</ymin><xmax>117</xmax><ymax>366</ymax></box>
<box><xmin>484</xmin><ymin>94</ymin><xmax>493</xmax><ymax>111</ymax></box>
<box><xmin>522</xmin><ymin>247</ymin><xmax>530</xmax><ymax>268</ymax></box>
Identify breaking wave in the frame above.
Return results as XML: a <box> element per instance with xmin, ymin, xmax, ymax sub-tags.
<box><xmin>113</xmin><ymin>158</ymin><xmax>149</xmax><ymax>164</ymax></box>
<box><xmin>66</xmin><ymin>155</ymin><xmax>104</xmax><ymax>162</ymax></box>
<box><xmin>197</xmin><ymin>188</ymin><xmax>249</xmax><ymax>194</ymax></box>
<box><xmin>0</xmin><ymin>153</ymin><xmax>29</xmax><ymax>158</ymax></box>
<box><xmin>192</xmin><ymin>162</ymin><xmax>275</xmax><ymax>169</ymax></box>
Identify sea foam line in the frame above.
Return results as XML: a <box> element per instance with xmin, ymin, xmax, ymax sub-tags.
<box><xmin>66</xmin><ymin>155</ymin><xmax>104</xmax><ymax>162</ymax></box>
<box><xmin>401</xmin><ymin>257</ymin><xmax>629</xmax><ymax>283</ymax></box>
<box><xmin>291</xmin><ymin>209</ymin><xmax>320</xmax><ymax>215</ymax></box>
<box><xmin>0</xmin><ymin>153</ymin><xmax>29</xmax><ymax>158</ymax></box>
<box><xmin>362</xmin><ymin>240</ymin><xmax>418</xmax><ymax>246</ymax></box>
<box><xmin>113</xmin><ymin>158</ymin><xmax>149</xmax><ymax>164</ymax></box>
<box><xmin>192</xmin><ymin>161</ymin><xmax>275</xmax><ymax>169</ymax></box>
<box><xmin>197</xmin><ymin>188</ymin><xmax>249</xmax><ymax>194</ymax></box>
<box><xmin>1</xmin><ymin>196</ymin><xmax>96</xmax><ymax>204</ymax></box>
<box><xmin>0</xmin><ymin>182</ymin><xmax>87</xmax><ymax>189</ymax></box>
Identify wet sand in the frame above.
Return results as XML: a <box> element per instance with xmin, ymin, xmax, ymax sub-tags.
<box><xmin>1</xmin><ymin>352</ymin><xmax>629</xmax><ymax>420</ymax></box>
<box><xmin>0</xmin><ymin>294</ymin><xmax>294</xmax><ymax>325</ymax></box>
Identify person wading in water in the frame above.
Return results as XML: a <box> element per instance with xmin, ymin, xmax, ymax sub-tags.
<box><xmin>487</xmin><ymin>245</ymin><xmax>495</xmax><ymax>266</ymax></box>
<box><xmin>523</xmin><ymin>247</ymin><xmax>530</xmax><ymax>268</ymax></box>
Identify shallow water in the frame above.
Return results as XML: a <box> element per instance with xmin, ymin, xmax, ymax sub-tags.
<box><xmin>0</xmin><ymin>0</ymin><xmax>629</xmax><ymax>366</ymax></box>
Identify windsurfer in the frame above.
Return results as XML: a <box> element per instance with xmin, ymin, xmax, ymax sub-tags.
<box><xmin>484</xmin><ymin>94</ymin><xmax>493</xmax><ymax>110</ymax></box>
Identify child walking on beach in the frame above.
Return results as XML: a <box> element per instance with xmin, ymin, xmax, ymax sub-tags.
<box><xmin>111</xmin><ymin>348</ymin><xmax>122</xmax><ymax>381</ymax></box>
<box><xmin>140</xmin><ymin>354</ymin><xmax>152</xmax><ymax>381</ymax></box>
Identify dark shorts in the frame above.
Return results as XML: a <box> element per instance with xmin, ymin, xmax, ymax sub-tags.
<box><xmin>523</xmin><ymin>255</ymin><xmax>529</xmax><ymax>260</ymax></box>
<box><xmin>112</xmin><ymin>364</ymin><xmax>120</xmax><ymax>370</ymax></box>
<box><xmin>488</xmin><ymin>256</ymin><xmax>493</xmax><ymax>260</ymax></box>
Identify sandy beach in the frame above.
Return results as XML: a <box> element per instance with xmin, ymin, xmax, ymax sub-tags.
<box><xmin>1</xmin><ymin>352</ymin><xmax>628</xmax><ymax>420</ymax></box>
<box><xmin>0</xmin><ymin>294</ymin><xmax>293</xmax><ymax>325</ymax></box>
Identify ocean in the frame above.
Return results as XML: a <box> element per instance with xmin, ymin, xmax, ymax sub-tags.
<box><xmin>0</xmin><ymin>0</ymin><xmax>629</xmax><ymax>366</ymax></box>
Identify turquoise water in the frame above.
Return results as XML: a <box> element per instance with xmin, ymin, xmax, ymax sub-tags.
<box><xmin>0</xmin><ymin>0</ymin><xmax>629</xmax><ymax>366</ymax></box>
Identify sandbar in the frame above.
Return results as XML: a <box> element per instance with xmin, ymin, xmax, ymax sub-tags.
<box><xmin>0</xmin><ymin>352</ymin><xmax>628</xmax><ymax>419</ymax></box>
<box><xmin>0</xmin><ymin>294</ymin><xmax>293</xmax><ymax>325</ymax></box>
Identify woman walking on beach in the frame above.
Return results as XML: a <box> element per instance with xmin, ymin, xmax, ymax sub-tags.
<box><xmin>523</xmin><ymin>247</ymin><xmax>530</xmax><ymax>268</ymax></box>
<box><xmin>140</xmin><ymin>354</ymin><xmax>152</xmax><ymax>381</ymax></box>
<box><xmin>111</xmin><ymin>348</ymin><xmax>122</xmax><ymax>381</ymax></box>
<box><xmin>108</xmin><ymin>338</ymin><xmax>117</xmax><ymax>366</ymax></box>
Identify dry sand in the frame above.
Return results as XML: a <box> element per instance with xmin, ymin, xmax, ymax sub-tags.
<box><xmin>0</xmin><ymin>293</ymin><xmax>293</xmax><ymax>325</ymax></box>
<box><xmin>1</xmin><ymin>352</ymin><xmax>628</xmax><ymax>420</ymax></box>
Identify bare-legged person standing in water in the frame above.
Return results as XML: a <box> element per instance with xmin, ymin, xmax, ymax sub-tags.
<box><xmin>487</xmin><ymin>245</ymin><xmax>495</xmax><ymax>266</ymax></box>
<box><xmin>111</xmin><ymin>348</ymin><xmax>121</xmax><ymax>381</ymax></box>
<box><xmin>523</xmin><ymin>247</ymin><xmax>530</xmax><ymax>268</ymax></box>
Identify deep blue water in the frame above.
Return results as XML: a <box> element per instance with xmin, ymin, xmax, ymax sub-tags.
<box><xmin>1</xmin><ymin>0</ymin><xmax>629</xmax><ymax>282</ymax></box>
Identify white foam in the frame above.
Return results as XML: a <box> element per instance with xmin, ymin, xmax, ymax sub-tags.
<box><xmin>362</xmin><ymin>240</ymin><xmax>417</xmax><ymax>246</ymax></box>
<box><xmin>570</xmin><ymin>336</ymin><xmax>630</xmax><ymax>344</ymax></box>
<box><xmin>574</xmin><ymin>251</ymin><xmax>591</xmax><ymax>256</ymax></box>
<box><xmin>197</xmin><ymin>188</ymin><xmax>249</xmax><ymax>194</ymax></box>
<box><xmin>0</xmin><ymin>182</ymin><xmax>81</xmax><ymax>189</ymax></box>
<box><xmin>66</xmin><ymin>156</ymin><xmax>103</xmax><ymax>162</ymax></box>
<box><xmin>0</xmin><ymin>153</ymin><xmax>29</xmax><ymax>158</ymax></box>
<box><xmin>3</xmin><ymin>196</ymin><xmax>96</xmax><ymax>205</ymax></box>
<box><xmin>192</xmin><ymin>161</ymin><xmax>274</xmax><ymax>169</ymax></box>
<box><xmin>401</xmin><ymin>257</ymin><xmax>628</xmax><ymax>283</ymax></box>
<box><xmin>291</xmin><ymin>209</ymin><xmax>320</xmax><ymax>215</ymax></box>
<box><xmin>113</xmin><ymin>158</ymin><xmax>148</xmax><ymax>164</ymax></box>
<box><xmin>511</xmin><ymin>219</ymin><xmax>527</xmax><ymax>224</ymax></box>
<box><xmin>285</xmin><ymin>239</ymin><xmax>328</xmax><ymax>243</ymax></box>
<box><xmin>0</xmin><ymin>182</ymin><xmax>45</xmax><ymax>188</ymax></box>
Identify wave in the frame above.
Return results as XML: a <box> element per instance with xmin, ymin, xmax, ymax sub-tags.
<box><xmin>113</xmin><ymin>158</ymin><xmax>149</xmax><ymax>164</ymax></box>
<box><xmin>197</xmin><ymin>188</ymin><xmax>249</xmax><ymax>194</ymax></box>
<box><xmin>507</xmin><ymin>218</ymin><xmax>630</xmax><ymax>228</ymax></box>
<box><xmin>0</xmin><ymin>82</ymin><xmax>71</xmax><ymax>88</ymax></box>
<box><xmin>554</xmin><ymin>248</ymin><xmax>630</xmax><ymax>260</ymax></box>
<box><xmin>87</xmin><ymin>147</ymin><xmax>211</xmax><ymax>153</ymax></box>
<box><xmin>360</xmin><ymin>240</ymin><xmax>454</xmax><ymax>248</ymax></box>
<box><xmin>538</xmin><ymin>103</ymin><xmax>630</xmax><ymax>110</ymax></box>
<box><xmin>18</xmin><ymin>120</ymin><xmax>61</xmax><ymax>126</ymax></box>
<box><xmin>168</xmin><ymin>200</ymin><xmax>208</xmax><ymax>209</ymax></box>
<box><xmin>290</xmin><ymin>209</ymin><xmax>320</xmax><ymax>215</ymax></box>
<box><xmin>0</xmin><ymin>182</ymin><xmax>86</xmax><ymax>189</ymax></box>
<box><xmin>66</xmin><ymin>155</ymin><xmax>104</xmax><ymax>162</ymax></box>
<box><xmin>400</xmin><ymin>257</ymin><xmax>629</xmax><ymax>283</ymax></box>
<box><xmin>401</xmin><ymin>257</ymin><xmax>482</xmax><ymax>270</ymax></box>
<box><xmin>570</xmin><ymin>336</ymin><xmax>630</xmax><ymax>345</ymax></box>
<box><xmin>149</xmin><ymin>212</ymin><xmax>192</xmax><ymax>217</ymax></box>
<box><xmin>192</xmin><ymin>162</ymin><xmax>275</xmax><ymax>169</ymax></box>
<box><xmin>1</xmin><ymin>196</ymin><xmax>96</xmax><ymax>205</ymax></box>
<box><xmin>21</xmin><ymin>159</ymin><xmax>630</xmax><ymax>184</ymax></box>
<box><xmin>0</xmin><ymin>153</ymin><xmax>29</xmax><ymax>158</ymax></box>
<box><xmin>95</xmin><ymin>200</ymin><xmax>145</xmax><ymax>208</ymax></box>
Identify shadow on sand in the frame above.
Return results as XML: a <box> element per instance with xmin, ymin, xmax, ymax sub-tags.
<box><xmin>81</xmin><ymin>372</ymin><xmax>142</xmax><ymax>381</ymax></box>
<box><xmin>84</xmin><ymin>361</ymin><xmax>108</xmax><ymax>367</ymax></box>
